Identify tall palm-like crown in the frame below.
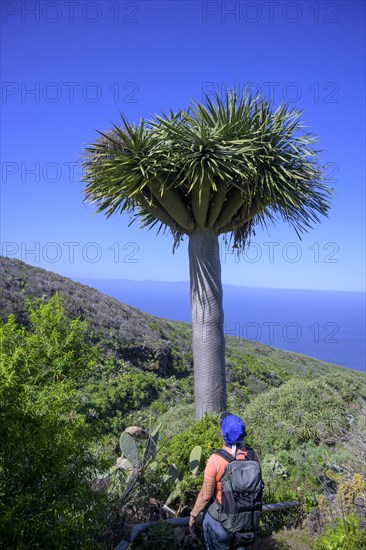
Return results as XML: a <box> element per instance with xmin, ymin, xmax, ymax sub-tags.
<box><xmin>83</xmin><ymin>92</ymin><xmax>332</xmax><ymax>248</ymax></box>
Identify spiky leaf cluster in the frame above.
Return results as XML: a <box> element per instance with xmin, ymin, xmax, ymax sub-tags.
<box><xmin>82</xmin><ymin>91</ymin><xmax>332</xmax><ymax>251</ymax></box>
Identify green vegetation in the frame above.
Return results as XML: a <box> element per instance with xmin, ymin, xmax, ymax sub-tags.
<box><xmin>0</xmin><ymin>295</ymin><xmax>113</xmax><ymax>548</ymax></box>
<box><xmin>314</xmin><ymin>464</ymin><xmax>366</xmax><ymax>549</ymax></box>
<box><xmin>313</xmin><ymin>514</ymin><xmax>366</xmax><ymax>550</ymax></box>
<box><xmin>0</xmin><ymin>258</ymin><xmax>365</xmax><ymax>549</ymax></box>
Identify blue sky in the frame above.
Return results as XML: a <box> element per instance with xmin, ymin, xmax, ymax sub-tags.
<box><xmin>1</xmin><ymin>0</ymin><xmax>365</xmax><ymax>291</ymax></box>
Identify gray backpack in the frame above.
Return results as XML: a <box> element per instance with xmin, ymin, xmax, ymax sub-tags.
<box><xmin>207</xmin><ymin>446</ymin><xmax>263</xmax><ymax>538</ymax></box>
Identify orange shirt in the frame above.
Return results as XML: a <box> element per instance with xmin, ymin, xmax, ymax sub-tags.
<box><xmin>204</xmin><ymin>445</ymin><xmax>259</xmax><ymax>504</ymax></box>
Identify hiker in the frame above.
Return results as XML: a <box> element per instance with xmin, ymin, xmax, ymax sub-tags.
<box><xmin>189</xmin><ymin>413</ymin><xmax>263</xmax><ymax>549</ymax></box>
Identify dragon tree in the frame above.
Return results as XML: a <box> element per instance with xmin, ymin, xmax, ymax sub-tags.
<box><xmin>82</xmin><ymin>91</ymin><xmax>332</xmax><ymax>419</ymax></box>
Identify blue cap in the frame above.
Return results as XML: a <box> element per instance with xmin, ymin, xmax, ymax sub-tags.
<box><xmin>221</xmin><ymin>414</ymin><xmax>247</xmax><ymax>446</ymax></box>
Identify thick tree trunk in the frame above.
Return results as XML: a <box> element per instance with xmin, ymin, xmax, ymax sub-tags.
<box><xmin>188</xmin><ymin>228</ymin><xmax>226</xmax><ymax>419</ymax></box>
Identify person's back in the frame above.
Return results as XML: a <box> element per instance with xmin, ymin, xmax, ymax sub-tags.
<box><xmin>205</xmin><ymin>443</ymin><xmax>259</xmax><ymax>506</ymax></box>
<box><xmin>189</xmin><ymin>414</ymin><xmax>262</xmax><ymax>549</ymax></box>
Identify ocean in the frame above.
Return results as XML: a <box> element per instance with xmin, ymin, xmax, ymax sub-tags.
<box><xmin>78</xmin><ymin>279</ymin><xmax>365</xmax><ymax>373</ymax></box>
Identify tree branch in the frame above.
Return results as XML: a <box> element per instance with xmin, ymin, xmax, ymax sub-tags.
<box><xmin>137</xmin><ymin>189</ymin><xmax>185</xmax><ymax>232</ymax></box>
<box><xmin>149</xmin><ymin>179</ymin><xmax>195</xmax><ymax>232</ymax></box>
<box><xmin>214</xmin><ymin>188</ymin><xmax>245</xmax><ymax>230</ymax></box>
<box><xmin>218</xmin><ymin>200</ymin><xmax>270</xmax><ymax>234</ymax></box>
<box><xmin>206</xmin><ymin>182</ymin><xmax>226</xmax><ymax>228</ymax></box>
<box><xmin>190</xmin><ymin>177</ymin><xmax>212</xmax><ymax>228</ymax></box>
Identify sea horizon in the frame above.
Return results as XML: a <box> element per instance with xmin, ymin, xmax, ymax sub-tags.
<box><xmin>76</xmin><ymin>278</ymin><xmax>365</xmax><ymax>373</ymax></box>
<box><xmin>76</xmin><ymin>277</ymin><xmax>366</xmax><ymax>294</ymax></box>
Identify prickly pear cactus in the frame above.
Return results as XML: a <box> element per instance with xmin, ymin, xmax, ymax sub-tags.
<box><xmin>167</xmin><ymin>463</ymin><xmax>179</xmax><ymax>483</ymax></box>
<box><xmin>143</xmin><ymin>421</ymin><xmax>162</xmax><ymax>463</ymax></box>
<box><xmin>165</xmin><ymin>484</ymin><xmax>182</xmax><ymax>507</ymax></box>
<box><xmin>116</xmin><ymin>457</ymin><xmax>134</xmax><ymax>471</ymax></box>
<box><xmin>189</xmin><ymin>445</ymin><xmax>202</xmax><ymax>477</ymax></box>
<box><xmin>124</xmin><ymin>426</ymin><xmax>149</xmax><ymax>439</ymax></box>
<box><xmin>119</xmin><ymin>431</ymin><xmax>139</xmax><ymax>468</ymax></box>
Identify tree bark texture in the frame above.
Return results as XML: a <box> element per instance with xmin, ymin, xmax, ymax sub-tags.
<box><xmin>188</xmin><ymin>228</ymin><xmax>226</xmax><ymax>419</ymax></box>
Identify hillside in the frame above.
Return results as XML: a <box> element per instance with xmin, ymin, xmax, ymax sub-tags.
<box><xmin>0</xmin><ymin>256</ymin><xmax>349</xmax><ymax>380</ymax></box>
<box><xmin>1</xmin><ymin>255</ymin><xmax>362</xmax><ymax>435</ymax></box>
<box><xmin>0</xmin><ymin>256</ymin><xmax>181</xmax><ymax>376</ymax></box>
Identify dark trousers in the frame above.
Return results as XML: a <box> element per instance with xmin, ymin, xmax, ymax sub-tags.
<box><xmin>202</xmin><ymin>513</ymin><xmax>250</xmax><ymax>550</ymax></box>
<box><xmin>202</xmin><ymin>512</ymin><xmax>255</xmax><ymax>550</ymax></box>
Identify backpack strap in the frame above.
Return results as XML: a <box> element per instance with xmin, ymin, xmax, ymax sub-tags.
<box><xmin>214</xmin><ymin>448</ymin><xmax>236</xmax><ymax>463</ymax></box>
<box><xmin>245</xmin><ymin>444</ymin><xmax>255</xmax><ymax>461</ymax></box>
<box><xmin>215</xmin><ymin>446</ymin><xmax>256</xmax><ymax>462</ymax></box>
<box><xmin>210</xmin><ymin>449</ymin><xmax>236</xmax><ymax>509</ymax></box>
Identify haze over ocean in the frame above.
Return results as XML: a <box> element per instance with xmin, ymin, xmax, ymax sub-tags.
<box><xmin>78</xmin><ymin>279</ymin><xmax>365</xmax><ymax>373</ymax></box>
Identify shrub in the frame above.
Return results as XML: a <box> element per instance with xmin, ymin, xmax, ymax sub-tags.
<box><xmin>315</xmin><ymin>456</ymin><xmax>366</xmax><ymax>550</ymax></box>
<box><xmin>313</xmin><ymin>513</ymin><xmax>366</xmax><ymax>549</ymax></box>
<box><xmin>158</xmin><ymin>414</ymin><xmax>221</xmax><ymax>476</ymax></box>
<box><xmin>83</xmin><ymin>369</ymin><xmax>164</xmax><ymax>432</ymax></box>
<box><xmin>147</xmin><ymin>415</ymin><xmax>221</xmax><ymax>504</ymax></box>
<box><xmin>244</xmin><ymin>377</ymin><xmax>348</xmax><ymax>451</ymax></box>
<box><xmin>0</xmin><ymin>295</ymin><xmax>110</xmax><ymax>548</ymax></box>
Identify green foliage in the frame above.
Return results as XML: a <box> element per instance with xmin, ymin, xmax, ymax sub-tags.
<box><xmin>315</xmin><ymin>469</ymin><xmax>366</xmax><ymax>549</ymax></box>
<box><xmin>0</xmin><ymin>257</ymin><xmax>193</xmax><ymax>375</ymax></box>
<box><xmin>157</xmin><ymin>402</ymin><xmax>196</xmax><ymax>442</ymax></box>
<box><xmin>241</xmin><ymin>375</ymin><xmax>364</xmax><ymax>511</ymax></box>
<box><xmin>228</xmin><ymin>353</ymin><xmax>288</xmax><ymax>389</ymax></box>
<box><xmin>83</xmin><ymin>91</ymin><xmax>333</xmax><ymax>251</ymax></box>
<box><xmin>313</xmin><ymin>514</ymin><xmax>366</xmax><ymax>549</ymax></box>
<box><xmin>148</xmin><ymin>415</ymin><xmax>221</xmax><ymax>505</ymax></box>
<box><xmin>262</xmin><ymin>455</ymin><xmax>289</xmax><ymax>481</ymax></box>
<box><xmin>321</xmin><ymin>372</ymin><xmax>366</xmax><ymax>403</ymax></box>
<box><xmin>260</xmin><ymin>442</ymin><xmax>334</xmax><ymax>499</ymax></box>
<box><xmin>0</xmin><ymin>295</ymin><xmax>110</xmax><ymax>548</ymax></box>
<box><xmin>82</xmin><ymin>368</ymin><xmax>166</xmax><ymax>435</ymax></box>
<box><xmin>1</xmin><ymin>256</ymin><xmax>348</xmax><ymax>394</ymax></box>
<box><xmin>106</xmin><ymin>422</ymin><xmax>163</xmax><ymax>500</ymax></box>
<box><xmin>244</xmin><ymin>377</ymin><xmax>349</xmax><ymax>451</ymax></box>
<box><xmin>159</xmin><ymin>415</ymin><xmax>221</xmax><ymax>477</ymax></box>
<box><xmin>163</xmin><ymin>444</ymin><xmax>203</xmax><ymax>506</ymax></box>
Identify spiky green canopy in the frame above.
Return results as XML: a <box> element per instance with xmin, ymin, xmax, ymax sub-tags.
<box><xmin>82</xmin><ymin>92</ymin><xmax>332</xmax><ymax>251</ymax></box>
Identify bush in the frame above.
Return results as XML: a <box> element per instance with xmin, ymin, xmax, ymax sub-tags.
<box><xmin>158</xmin><ymin>414</ymin><xmax>221</xmax><ymax>476</ymax></box>
<box><xmin>313</xmin><ymin>513</ymin><xmax>366</xmax><ymax>549</ymax></box>
<box><xmin>146</xmin><ymin>415</ymin><xmax>221</xmax><ymax>505</ymax></box>
<box><xmin>0</xmin><ymin>295</ymin><xmax>110</xmax><ymax>548</ymax></box>
<box><xmin>83</xmin><ymin>368</ymin><xmax>165</xmax><ymax>434</ymax></box>
<box><xmin>244</xmin><ymin>377</ymin><xmax>348</xmax><ymax>451</ymax></box>
<box><xmin>314</xmin><ymin>453</ymin><xmax>366</xmax><ymax>550</ymax></box>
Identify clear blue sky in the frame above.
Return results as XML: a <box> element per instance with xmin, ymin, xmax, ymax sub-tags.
<box><xmin>1</xmin><ymin>0</ymin><xmax>365</xmax><ymax>291</ymax></box>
